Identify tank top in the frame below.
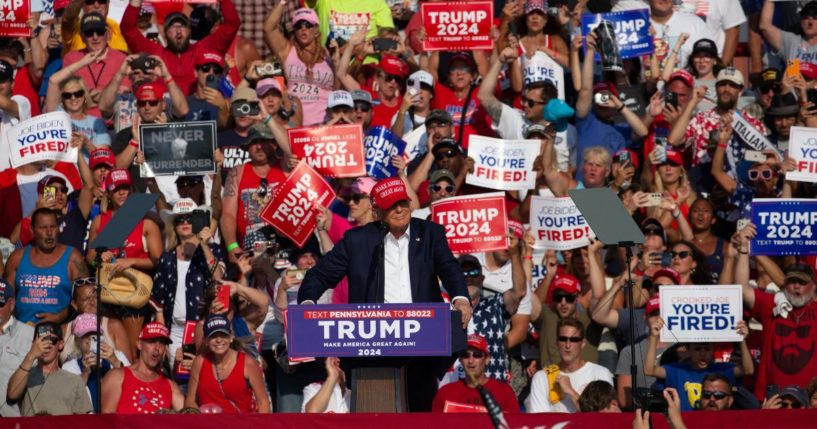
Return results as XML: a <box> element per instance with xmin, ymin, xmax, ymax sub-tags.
<box><xmin>116</xmin><ymin>367</ymin><xmax>173</xmax><ymax>414</ymax></box>
<box><xmin>14</xmin><ymin>245</ymin><xmax>74</xmax><ymax>324</ymax></box>
<box><xmin>285</xmin><ymin>46</ymin><xmax>334</xmax><ymax>126</ymax></box>
<box><xmin>236</xmin><ymin>163</ymin><xmax>287</xmax><ymax>247</ymax></box>
<box><xmin>97</xmin><ymin>211</ymin><xmax>149</xmax><ymax>259</ymax></box>
<box><xmin>196</xmin><ymin>351</ymin><xmax>256</xmax><ymax>413</ymax></box>
<box><xmin>705</xmin><ymin>238</ymin><xmax>726</xmax><ymax>283</ymax></box>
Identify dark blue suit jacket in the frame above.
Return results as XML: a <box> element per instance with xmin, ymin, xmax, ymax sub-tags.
<box><xmin>298</xmin><ymin>218</ymin><xmax>468</xmax><ymax>304</ymax></box>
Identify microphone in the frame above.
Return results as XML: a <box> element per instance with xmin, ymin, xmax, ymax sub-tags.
<box><xmin>468</xmin><ymin>373</ymin><xmax>509</xmax><ymax>429</ymax></box>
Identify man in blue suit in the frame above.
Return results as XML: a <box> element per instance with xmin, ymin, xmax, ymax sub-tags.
<box><xmin>298</xmin><ymin>177</ymin><xmax>472</xmax><ymax>411</ymax></box>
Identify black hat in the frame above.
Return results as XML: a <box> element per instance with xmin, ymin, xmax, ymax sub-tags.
<box><xmin>425</xmin><ymin>109</ymin><xmax>452</xmax><ymax>127</ymax></box>
<box><xmin>765</xmin><ymin>92</ymin><xmax>800</xmax><ymax>117</ymax></box>
<box><xmin>80</xmin><ymin>12</ymin><xmax>107</xmax><ymax>34</ymax></box>
<box><xmin>164</xmin><ymin>12</ymin><xmax>190</xmax><ymax>29</ymax></box>
<box><xmin>784</xmin><ymin>263</ymin><xmax>814</xmax><ymax>284</ymax></box>
<box><xmin>34</xmin><ymin>321</ymin><xmax>63</xmax><ymax>340</ymax></box>
<box><xmin>800</xmin><ymin>1</ymin><xmax>817</xmax><ymax>18</ymax></box>
<box><xmin>130</xmin><ymin>54</ymin><xmax>158</xmax><ymax>73</ymax></box>
<box><xmin>432</xmin><ymin>137</ymin><xmax>461</xmax><ymax>155</ymax></box>
<box><xmin>0</xmin><ymin>60</ymin><xmax>13</xmax><ymax>82</ymax></box>
<box><xmin>175</xmin><ymin>175</ymin><xmax>204</xmax><ymax>185</ymax></box>
<box><xmin>640</xmin><ymin>218</ymin><xmax>666</xmax><ymax>243</ymax></box>
<box><xmin>457</xmin><ymin>254</ymin><xmax>482</xmax><ymax>271</ymax></box>
<box><xmin>760</xmin><ymin>68</ymin><xmax>781</xmax><ymax>85</ymax></box>
<box><xmin>691</xmin><ymin>39</ymin><xmax>718</xmax><ymax>58</ymax></box>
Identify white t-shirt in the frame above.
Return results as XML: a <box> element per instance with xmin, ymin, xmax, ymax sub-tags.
<box><xmin>0</xmin><ymin>95</ymin><xmax>33</xmax><ymax>171</ymax></box>
<box><xmin>17</xmin><ymin>168</ymin><xmax>71</xmax><ymax>218</ymax></box>
<box><xmin>679</xmin><ymin>0</ymin><xmax>746</xmax><ymax>54</ymax></box>
<box><xmin>474</xmin><ymin>252</ymin><xmax>532</xmax><ymax>316</ymax></box>
<box><xmin>495</xmin><ymin>104</ymin><xmax>573</xmax><ymax>172</ymax></box>
<box><xmin>651</xmin><ymin>12</ymin><xmax>715</xmax><ymax>69</ymax></box>
<box><xmin>301</xmin><ymin>382</ymin><xmax>351</xmax><ymax>413</ymax></box>
<box><xmin>610</xmin><ymin>0</ymin><xmax>648</xmax><ymax>11</ymax></box>
<box><xmin>172</xmin><ymin>259</ymin><xmax>191</xmax><ymax>323</ymax></box>
<box><xmin>525</xmin><ymin>361</ymin><xmax>614</xmax><ymax>413</ymax></box>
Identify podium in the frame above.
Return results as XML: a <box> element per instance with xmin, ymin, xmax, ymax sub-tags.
<box><xmin>285</xmin><ymin>303</ymin><xmax>467</xmax><ymax>412</ymax></box>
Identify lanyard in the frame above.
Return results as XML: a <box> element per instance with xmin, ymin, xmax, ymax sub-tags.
<box><xmin>86</xmin><ymin>60</ymin><xmax>107</xmax><ymax>88</ymax></box>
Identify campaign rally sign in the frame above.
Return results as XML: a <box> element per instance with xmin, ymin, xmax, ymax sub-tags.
<box><xmin>364</xmin><ymin>126</ymin><xmax>406</xmax><ymax>179</ymax></box>
<box><xmin>139</xmin><ymin>121</ymin><xmax>216</xmax><ymax>177</ymax></box>
<box><xmin>750</xmin><ymin>198</ymin><xmax>817</xmax><ymax>256</ymax></box>
<box><xmin>402</xmin><ymin>126</ymin><xmax>427</xmax><ymax>163</ymax></box>
<box><xmin>787</xmin><ymin>126</ymin><xmax>817</xmax><ymax>183</ymax></box>
<box><xmin>659</xmin><ymin>285</ymin><xmax>743</xmax><ymax>343</ymax></box>
<box><xmin>6</xmin><ymin>112</ymin><xmax>74</xmax><ymax>168</ymax></box>
<box><xmin>0</xmin><ymin>0</ymin><xmax>31</xmax><ymax>37</ymax></box>
<box><xmin>726</xmin><ymin>111</ymin><xmax>779</xmax><ymax>175</ymax></box>
<box><xmin>288</xmin><ymin>124</ymin><xmax>365</xmax><ymax>178</ymax></box>
<box><xmin>580</xmin><ymin>9</ymin><xmax>653</xmax><ymax>59</ymax></box>
<box><xmin>259</xmin><ymin>161</ymin><xmax>336</xmax><ymax>247</ymax></box>
<box><xmin>466</xmin><ymin>135</ymin><xmax>539</xmax><ymax>191</ymax></box>
<box><xmin>431</xmin><ymin>192</ymin><xmax>508</xmax><ymax>254</ymax></box>
<box><xmin>530</xmin><ymin>195</ymin><xmax>595</xmax><ymax>251</ymax></box>
<box><xmin>421</xmin><ymin>2</ymin><xmax>493</xmax><ymax>51</ymax></box>
<box><xmin>522</xmin><ymin>51</ymin><xmax>565</xmax><ymax>99</ymax></box>
<box><xmin>286</xmin><ymin>303</ymin><xmax>451</xmax><ymax>358</ymax></box>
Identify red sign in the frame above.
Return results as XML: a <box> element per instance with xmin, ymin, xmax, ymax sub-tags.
<box><xmin>421</xmin><ymin>2</ymin><xmax>493</xmax><ymax>51</ymax></box>
<box><xmin>288</xmin><ymin>124</ymin><xmax>365</xmax><ymax>178</ymax></box>
<box><xmin>259</xmin><ymin>161</ymin><xmax>336</xmax><ymax>247</ymax></box>
<box><xmin>0</xmin><ymin>0</ymin><xmax>31</xmax><ymax>38</ymax></box>
<box><xmin>431</xmin><ymin>192</ymin><xmax>508</xmax><ymax>254</ymax></box>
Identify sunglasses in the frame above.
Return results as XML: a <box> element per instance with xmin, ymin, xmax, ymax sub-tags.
<box><xmin>62</xmin><ymin>90</ymin><xmax>86</xmax><ymax>100</ymax></box>
<box><xmin>701</xmin><ymin>390</ymin><xmax>730</xmax><ymax>400</ymax></box>
<box><xmin>449</xmin><ymin>65</ymin><xmax>472</xmax><ymax>74</ymax></box>
<box><xmin>83</xmin><ymin>29</ymin><xmax>106</xmax><ymax>38</ymax></box>
<box><xmin>380</xmin><ymin>74</ymin><xmax>403</xmax><ymax>84</ymax></box>
<box><xmin>198</xmin><ymin>64</ymin><xmax>224</xmax><ymax>74</ymax></box>
<box><xmin>85</xmin><ymin>0</ymin><xmax>107</xmax><ymax>4</ymax></box>
<box><xmin>354</xmin><ymin>102</ymin><xmax>371</xmax><ymax>112</ymax></box>
<box><xmin>759</xmin><ymin>84</ymin><xmax>782</xmax><ymax>94</ymax></box>
<box><xmin>780</xmin><ymin>401</ymin><xmax>803</xmax><ymax>409</ymax></box>
<box><xmin>73</xmin><ymin>277</ymin><xmax>97</xmax><ymax>287</ymax></box>
<box><xmin>348</xmin><ymin>194</ymin><xmax>369</xmax><ymax>204</ymax></box>
<box><xmin>174</xmin><ymin>215</ymin><xmax>192</xmax><ymax>225</ymax></box>
<box><xmin>748</xmin><ymin>169</ymin><xmax>774</xmax><ymax>181</ymax></box>
<box><xmin>294</xmin><ymin>21</ymin><xmax>315</xmax><ymax>30</ymax></box>
<box><xmin>434</xmin><ymin>150</ymin><xmax>457</xmax><ymax>160</ymax></box>
<box><xmin>788</xmin><ymin>277</ymin><xmax>811</xmax><ymax>286</ymax></box>
<box><xmin>462</xmin><ymin>268</ymin><xmax>482</xmax><ymax>277</ymax></box>
<box><xmin>671</xmin><ymin>250</ymin><xmax>691</xmax><ymax>259</ymax></box>
<box><xmin>52</xmin><ymin>186</ymin><xmax>69</xmax><ymax>194</ymax></box>
<box><xmin>557</xmin><ymin>336</ymin><xmax>583</xmax><ymax>343</ymax></box>
<box><xmin>460</xmin><ymin>350</ymin><xmax>485</xmax><ymax>359</ymax></box>
<box><xmin>177</xmin><ymin>180</ymin><xmax>200</xmax><ymax>188</ymax></box>
<box><xmin>431</xmin><ymin>184</ymin><xmax>454</xmax><ymax>193</ymax></box>
<box><xmin>137</xmin><ymin>100</ymin><xmax>160</xmax><ymax>107</ymax></box>
<box><xmin>331</xmin><ymin>106</ymin><xmax>353</xmax><ymax>115</ymax></box>
<box><xmin>553</xmin><ymin>293</ymin><xmax>576</xmax><ymax>304</ymax></box>
<box><xmin>521</xmin><ymin>96</ymin><xmax>547</xmax><ymax>108</ymax></box>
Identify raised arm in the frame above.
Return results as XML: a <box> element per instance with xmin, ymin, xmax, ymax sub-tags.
<box><xmin>503</xmin><ymin>236</ymin><xmax>527</xmax><ymax>315</ymax></box>
<box><xmin>734</xmin><ymin>224</ymin><xmax>756</xmax><ymax>310</ymax></box>
<box><xmin>644</xmin><ymin>317</ymin><xmax>667</xmax><ymax>379</ymax></box>
<box><xmin>668</xmin><ymin>86</ymin><xmax>707</xmax><ymax>147</ymax></box>
<box><xmin>478</xmin><ymin>45</ymin><xmax>516</xmax><ymax>126</ymax></box>
<box><xmin>759</xmin><ymin>0</ymin><xmax>782</xmax><ymax>52</ymax></box>
<box><xmin>45</xmin><ymin>50</ymin><xmax>102</xmax><ymax>112</ymax></box>
<box><xmin>263</xmin><ymin>0</ymin><xmax>291</xmax><ymax>60</ymax></box>
<box><xmin>711</xmin><ymin>117</ymin><xmax>737</xmax><ymax>194</ymax></box>
<box><xmin>575</xmin><ymin>31</ymin><xmax>597</xmax><ymax>119</ymax></box>
<box><xmin>336</xmin><ymin>29</ymin><xmax>367</xmax><ymax>91</ymax></box>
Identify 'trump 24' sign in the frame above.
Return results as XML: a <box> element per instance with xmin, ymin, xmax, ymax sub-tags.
<box><xmin>431</xmin><ymin>192</ymin><xmax>508</xmax><ymax>254</ymax></box>
<box><xmin>288</xmin><ymin>124</ymin><xmax>365</xmax><ymax>178</ymax></box>
<box><xmin>286</xmin><ymin>303</ymin><xmax>451</xmax><ymax>358</ymax></box>
<box><xmin>750</xmin><ymin>198</ymin><xmax>817</xmax><ymax>256</ymax></box>
<box><xmin>421</xmin><ymin>2</ymin><xmax>493</xmax><ymax>51</ymax></box>
<box><xmin>580</xmin><ymin>9</ymin><xmax>653</xmax><ymax>59</ymax></box>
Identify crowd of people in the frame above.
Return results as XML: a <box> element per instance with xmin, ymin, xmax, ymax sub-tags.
<box><xmin>0</xmin><ymin>0</ymin><xmax>816</xmax><ymax>422</ymax></box>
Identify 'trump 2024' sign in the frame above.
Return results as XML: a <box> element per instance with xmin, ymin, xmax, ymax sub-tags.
<box><xmin>286</xmin><ymin>303</ymin><xmax>451</xmax><ymax>358</ymax></box>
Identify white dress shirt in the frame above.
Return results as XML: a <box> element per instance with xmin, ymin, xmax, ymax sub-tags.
<box><xmin>384</xmin><ymin>226</ymin><xmax>413</xmax><ymax>303</ymax></box>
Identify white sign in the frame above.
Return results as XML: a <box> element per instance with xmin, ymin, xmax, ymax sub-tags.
<box><xmin>521</xmin><ymin>51</ymin><xmax>564</xmax><ymax>99</ymax></box>
<box><xmin>6</xmin><ymin>111</ymin><xmax>75</xmax><ymax>168</ymax></box>
<box><xmin>466</xmin><ymin>135</ymin><xmax>539</xmax><ymax>190</ymax></box>
<box><xmin>529</xmin><ymin>195</ymin><xmax>595</xmax><ymax>251</ymax></box>
<box><xmin>659</xmin><ymin>285</ymin><xmax>744</xmax><ymax>343</ymax></box>
<box><xmin>787</xmin><ymin>126</ymin><xmax>817</xmax><ymax>183</ymax></box>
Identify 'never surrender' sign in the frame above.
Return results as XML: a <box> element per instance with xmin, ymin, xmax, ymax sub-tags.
<box><xmin>466</xmin><ymin>135</ymin><xmax>539</xmax><ymax>191</ymax></box>
<box><xmin>288</xmin><ymin>124</ymin><xmax>365</xmax><ymax>178</ymax></box>
<box><xmin>750</xmin><ymin>198</ymin><xmax>817</xmax><ymax>256</ymax></box>
<box><xmin>659</xmin><ymin>285</ymin><xmax>743</xmax><ymax>343</ymax></box>
<box><xmin>286</xmin><ymin>303</ymin><xmax>451</xmax><ymax>358</ymax></box>
<box><xmin>6</xmin><ymin>112</ymin><xmax>74</xmax><ymax>168</ymax></box>
<box><xmin>431</xmin><ymin>192</ymin><xmax>508</xmax><ymax>254</ymax></box>
<box><xmin>421</xmin><ymin>2</ymin><xmax>493</xmax><ymax>51</ymax></box>
<box><xmin>529</xmin><ymin>195</ymin><xmax>595</xmax><ymax>251</ymax></box>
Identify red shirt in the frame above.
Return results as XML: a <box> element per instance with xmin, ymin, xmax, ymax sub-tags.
<box><xmin>98</xmin><ymin>211</ymin><xmax>149</xmax><ymax>259</ymax></box>
<box><xmin>196</xmin><ymin>352</ymin><xmax>256</xmax><ymax>413</ymax></box>
<box><xmin>751</xmin><ymin>288</ymin><xmax>817</xmax><ymax>399</ymax></box>
<box><xmin>431</xmin><ymin>83</ymin><xmax>494</xmax><ymax>148</ymax></box>
<box><xmin>432</xmin><ymin>379</ymin><xmax>520</xmax><ymax>413</ymax></box>
<box><xmin>236</xmin><ymin>163</ymin><xmax>287</xmax><ymax>247</ymax></box>
<box><xmin>116</xmin><ymin>367</ymin><xmax>173</xmax><ymax>414</ymax></box>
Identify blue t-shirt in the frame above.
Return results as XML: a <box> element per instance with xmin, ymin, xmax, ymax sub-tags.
<box><xmin>186</xmin><ymin>96</ymin><xmax>219</xmax><ymax>123</ymax></box>
<box><xmin>664</xmin><ymin>361</ymin><xmax>736</xmax><ymax>411</ymax></box>
<box><xmin>575</xmin><ymin>110</ymin><xmax>626</xmax><ymax>181</ymax></box>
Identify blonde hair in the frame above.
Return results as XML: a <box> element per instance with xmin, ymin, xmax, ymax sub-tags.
<box><xmin>582</xmin><ymin>146</ymin><xmax>612</xmax><ymax>169</ymax></box>
<box><xmin>60</xmin><ymin>76</ymin><xmax>89</xmax><ymax>113</ymax></box>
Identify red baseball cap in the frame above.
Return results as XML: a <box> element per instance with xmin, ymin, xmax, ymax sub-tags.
<box><xmin>54</xmin><ymin>0</ymin><xmax>71</xmax><ymax>11</ymax></box>
<box><xmin>645</xmin><ymin>295</ymin><xmax>661</xmax><ymax>315</ymax></box>
<box><xmin>371</xmin><ymin>177</ymin><xmax>410</xmax><ymax>209</ymax></box>
<box><xmin>37</xmin><ymin>175</ymin><xmax>67</xmax><ymax>194</ymax></box>
<box><xmin>802</xmin><ymin>62</ymin><xmax>817</xmax><ymax>80</ymax></box>
<box><xmin>195</xmin><ymin>50</ymin><xmax>224</xmax><ymax>68</ymax></box>
<box><xmin>593</xmin><ymin>81</ymin><xmax>619</xmax><ymax>98</ymax></box>
<box><xmin>107</xmin><ymin>168</ymin><xmax>132</xmax><ymax>191</ymax></box>
<box><xmin>138</xmin><ymin>322</ymin><xmax>171</xmax><ymax>343</ymax></box>
<box><xmin>652</xmin><ymin>268</ymin><xmax>681</xmax><ymax>285</ymax></box>
<box><xmin>551</xmin><ymin>272</ymin><xmax>580</xmax><ymax>295</ymax></box>
<box><xmin>663</xmin><ymin>148</ymin><xmax>684</xmax><ymax>166</ymax></box>
<box><xmin>379</xmin><ymin>55</ymin><xmax>409</xmax><ymax>79</ymax></box>
<box><xmin>135</xmin><ymin>81</ymin><xmax>166</xmax><ymax>101</ymax></box>
<box><xmin>508</xmin><ymin>219</ymin><xmax>525</xmax><ymax>240</ymax></box>
<box><xmin>89</xmin><ymin>147</ymin><xmax>115</xmax><ymax>170</ymax></box>
<box><xmin>668</xmin><ymin>69</ymin><xmax>695</xmax><ymax>88</ymax></box>
<box><xmin>466</xmin><ymin>333</ymin><xmax>489</xmax><ymax>354</ymax></box>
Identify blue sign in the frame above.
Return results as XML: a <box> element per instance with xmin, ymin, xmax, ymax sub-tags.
<box><xmin>364</xmin><ymin>126</ymin><xmax>406</xmax><ymax>179</ymax></box>
<box><xmin>286</xmin><ymin>303</ymin><xmax>451</xmax><ymax>358</ymax></box>
<box><xmin>580</xmin><ymin>9</ymin><xmax>653</xmax><ymax>60</ymax></box>
<box><xmin>750</xmin><ymin>198</ymin><xmax>817</xmax><ymax>256</ymax></box>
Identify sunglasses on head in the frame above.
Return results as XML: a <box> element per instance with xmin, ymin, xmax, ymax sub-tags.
<box><xmin>83</xmin><ymin>29</ymin><xmax>105</xmax><ymax>38</ymax></box>
<box><xmin>137</xmin><ymin>99</ymin><xmax>160</xmax><ymax>108</ymax></box>
<box><xmin>174</xmin><ymin>215</ymin><xmax>192</xmax><ymax>225</ymax></box>
<box><xmin>199</xmin><ymin>64</ymin><xmax>224</xmax><ymax>74</ymax></box>
<box><xmin>748</xmin><ymin>169</ymin><xmax>774</xmax><ymax>181</ymax></box>
<box><xmin>62</xmin><ymin>90</ymin><xmax>85</xmax><ymax>100</ymax></box>
<box><xmin>557</xmin><ymin>336</ymin><xmax>583</xmax><ymax>343</ymax></box>
<box><xmin>434</xmin><ymin>150</ymin><xmax>457</xmax><ymax>160</ymax></box>
<box><xmin>671</xmin><ymin>250</ymin><xmax>691</xmax><ymax>259</ymax></box>
<box><xmin>348</xmin><ymin>194</ymin><xmax>369</xmax><ymax>204</ymax></box>
<box><xmin>73</xmin><ymin>277</ymin><xmax>97</xmax><ymax>287</ymax></box>
<box><xmin>460</xmin><ymin>350</ymin><xmax>485</xmax><ymax>359</ymax></box>
<box><xmin>462</xmin><ymin>268</ymin><xmax>482</xmax><ymax>277</ymax></box>
<box><xmin>553</xmin><ymin>293</ymin><xmax>576</xmax><ymax>304</ymax></box>
<box><xmin>431</xmin><ymin>184</ymin><xmax>454</xmax><ymax>193</ymax></box>
<box><xmin>521</xmin><ymin>96</ymin><xmax>547</xmax><ymax>108</ymax></box>
<box><xmin>354</xmin><ymin>102</ymin><xmax>371</xmax><ymax>112</ymax></box>
<box><xmin>701</xmin><ymin>390</ymin><xmax>729</xmax><ymax>400</ymax></box>
<box><xmin>294</xmin><ymin>21</ymin><xmax>315</xmax><ymax>30</ymax></box>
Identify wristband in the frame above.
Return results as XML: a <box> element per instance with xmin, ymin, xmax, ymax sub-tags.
<box><xmin>739</xmin><ymin>249</ymin><xmax>749</xmax><ymax>254</ymax></box>
<box><xmin>18</xmin><ymin>365</ymin><xmax>30</xmax><ymax>372</ymax></box>
<box><xmin>672</xmin><ymin>208</ymin><xmax>681</xmax><ymax>219</ymax></box>
<box><xmin>616</xmin><ymin>104</ymin><xmax>625</xmax><ymax>112</ymax></box>
<box><xmin>226</xmin><ymin>242</ymin><xmax>240</xmax><ymax>252</ymax></box>
<box><xmin>129</xmin><ymin>138</ymin><xmax>139</xmax><ymax>148</ymax></box>
<box><xmin>208</xmin><ymin>258</ymin><xmax>216</xmax><ymax>266</ymax></box>
<box><xmin>717</xmin><ymin>143</ymin><xmax>727</xmax><ymax>149</ymax></box>
<box><xmin>523</xmin><ymin>255</ymin><xmax>533</xmax><ymax>260</ymax></box>
<box><xmin>264</xmin><ymin>115</ymin><xmax>273</xmax><ymax>125</ymax></box>
<box><xmin>164</xmin><ymin>76</ymin><xmax>175</xmax><ymax>85</ymax></box>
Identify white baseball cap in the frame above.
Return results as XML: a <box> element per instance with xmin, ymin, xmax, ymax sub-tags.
<box><xmin>327</xmin><ymin>90</ymin><xmax>354</xmax><ymax>109</ymax></box>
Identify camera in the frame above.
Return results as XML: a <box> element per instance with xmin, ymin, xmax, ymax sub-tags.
<box><xmin>372</xmin><ymin>38</ymin><xmax>398</xmax><ymax>52</ymax></box>
<box><xmin>634</xmin><ymin>388</ymin><xmax>669</xmax><ymax>414</ymax></box>
<box><xmin>594</xmin><ymin>93</ymin><xmax>610</xmax><ymax>105</ymax></box>
<box><xmin>547</xmin><ymin>7</ymin><xmax>560</xmax><ymax>17</ymax></box>
<box><xmin>256</xmin><ymin>62</ymin><xmax>282</xmax><ymax>77</ymax></box>
<box><xmin>232</xmin><ymin>101</ymin><xmax>260</xmax><ymax>117</ymax></box>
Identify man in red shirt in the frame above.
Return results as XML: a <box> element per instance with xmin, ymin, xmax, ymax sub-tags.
<box><xmin>432</xmin><ymin>334</ymin><xmax>520</xmax><ymax>413</ymax></box>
